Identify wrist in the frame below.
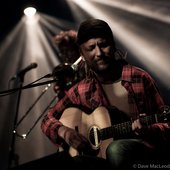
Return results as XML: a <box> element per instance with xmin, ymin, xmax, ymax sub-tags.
<box><xmin>58</xmin><ymin>125</ymin><xmax>67</xmax><ymax>138</ymax></box>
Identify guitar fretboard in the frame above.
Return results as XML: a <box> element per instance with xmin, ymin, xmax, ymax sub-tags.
<box><xmin>100</xmin><ymin>113</ymin><xmax>163</xmax><ymax>140</ymax></box>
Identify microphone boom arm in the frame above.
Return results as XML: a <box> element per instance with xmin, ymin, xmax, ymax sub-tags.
<box><xmin>0</xmin><ymin>79</ymin><xmax>57</xmax><ymax>96</ymax></box>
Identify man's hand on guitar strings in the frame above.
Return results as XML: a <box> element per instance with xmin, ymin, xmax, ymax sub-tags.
<box><xmin>132</xmin><ymin>113</ymin><xmax>148</xmax><ymax>136</ymax></box>
<box><xmin>58</xmin><ymin>125</ymin><xmax>90</xmax><ymax>152</ymax></box>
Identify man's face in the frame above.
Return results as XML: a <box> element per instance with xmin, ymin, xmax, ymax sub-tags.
<box><xmin>80</xmin><ymin>37</ymin><xmax>115</xmax><ymax>73</ymax></box>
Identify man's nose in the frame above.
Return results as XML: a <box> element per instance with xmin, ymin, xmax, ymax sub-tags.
<box><xmin>95</xmin><ymin>46</ymin><xmax>102</xmax><ymax>56</ymax></box>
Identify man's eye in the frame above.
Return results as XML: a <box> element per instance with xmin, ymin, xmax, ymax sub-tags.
<box><xmin>99</xmin><ymin>43</ymin><xmax>108</xmax><ymax>48</ymax></box>
<box><xmin>87</xmin><ymin>46</ymin><xmax>95</xmax><ymax>51</ymax></box>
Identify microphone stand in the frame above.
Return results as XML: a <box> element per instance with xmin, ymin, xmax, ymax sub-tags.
<box><xmin>4</xmin><ymin>75</ymin><xmax>56</xmax><ymax>169</ymax></box>
<box><xmin>14</xmin><ymin>83</ymin><xmax>52</xmax><ymax>139</ymax></box>
<box><xmin>0</xmin><ymin>79</ymin><xmax>56</xmax><ymax>96</ymax></box>
<box><xmin>8</xmin><ymin>74</ymin><xmax>25</xmax><ymax>168</ymax></box>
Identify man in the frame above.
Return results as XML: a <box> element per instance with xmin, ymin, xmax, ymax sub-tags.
<box><xmin>41</xmin><ymin>18</ymin><xmax>170</xmax><ymax>169</ymax></box>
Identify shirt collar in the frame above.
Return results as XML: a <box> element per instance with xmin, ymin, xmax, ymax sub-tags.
<box><xmin>121</xmin><ymin>64</ymin><xmax>133</xmax><ymax>82</ymax></box>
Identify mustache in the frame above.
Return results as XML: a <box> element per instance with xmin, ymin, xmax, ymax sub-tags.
<box><xmin>95</xmin><ymin>55</ymin><xmax>111</xmax><ymax>63</ymax></box>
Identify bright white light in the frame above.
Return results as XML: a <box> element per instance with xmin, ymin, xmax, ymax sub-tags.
<box><xmin>22</xmin><ymin>134</ymin><xmax>27</xmax><ymax>139</ymax></box>
<box><xmin>89</xmin><ymin>0</ymin><xmax>170</xmax><ymax>24</ymax></box>
<box><xmin>24</xmin><ymin>7</ymin><xmax>37</xmax><ymax>17</ymax></box>
<box><xmin>71</xmin><ymin>0</ymin><xmax>170</xmax><ymax>89</ymax></box>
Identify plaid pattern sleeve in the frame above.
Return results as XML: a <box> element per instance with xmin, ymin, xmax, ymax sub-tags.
<box><xmin>41</xmin><ymin>109</ymin><xmax>64</xmax><ymax>147</ymax></box>
<box><xmin>41</xmin><ymin>93</ymin><xmax>78</xmax><ymax>146</ymax></box>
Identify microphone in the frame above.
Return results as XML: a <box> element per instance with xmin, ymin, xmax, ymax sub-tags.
<box><xmin>51</xmin><ymin>57</ymin><xmax>83</xmax><ymax>89</ymax></box>
<box><xmin>71</xmin><ymin>56</ymin><xmax>82</xmax><ymax>71</ymax></box>
<box><xmin>13</xmin><ymin>63</ymin><xmax>38</xmax><ymax>79</ymax></box>
<box><xmin>50</xmin><ymin>56</ymin><xmax>83</xmax><ymax>79</ymax></box>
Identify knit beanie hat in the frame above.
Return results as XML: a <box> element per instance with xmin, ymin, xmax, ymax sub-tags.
<box><xmin>77</xmin><ymin>18</ymin><xmax>115</xmax><ymax>47</ymax></box>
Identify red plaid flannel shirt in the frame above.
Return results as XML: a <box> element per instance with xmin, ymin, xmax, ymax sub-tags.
<box><xmin>41</xmin><ymin>64</ymin><xmax>169</xmax><ymax>147</ymax></box>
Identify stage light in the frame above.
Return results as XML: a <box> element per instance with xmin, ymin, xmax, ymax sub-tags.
<box><xmin>24</xmin><ymin>7</ymin><xmax>37</xmax><ymax>18</ymax></box>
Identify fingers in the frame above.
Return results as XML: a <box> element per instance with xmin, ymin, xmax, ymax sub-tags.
<box><xmin>61</xmin><ymin>127</ymin><xmax>89</xmax><ymax>153</ymax></box>
<box><xmin>132</xmin><ymin>119</ymin><xmax>142</xmax><ymax>131</ymax></box>
<box><xmin>132</xmin><ymin>113</ymin><xmax>148</xmax><ymax>136</ymax></box>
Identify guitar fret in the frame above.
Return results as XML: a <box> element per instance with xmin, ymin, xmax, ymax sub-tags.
<box><xmin>113</xmin><ymin>121</ymin><xmax>132</xmax><ymax>137</ymax></box>
<box><xmin>100</xmin><ymin>121</ymin><xmax>132</xmax><ymax>140</ymax></box>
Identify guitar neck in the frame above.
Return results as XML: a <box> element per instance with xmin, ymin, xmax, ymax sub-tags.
<box><xmin>100</xmin><ymin>113</ymin><xmax>162</xmax><ymax>140</ymax></box>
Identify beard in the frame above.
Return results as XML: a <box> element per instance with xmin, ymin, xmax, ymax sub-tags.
<box><xmin>87</xmin><ymin>56</ymin><xmax>116</xmax><ymax>74</ymax></box>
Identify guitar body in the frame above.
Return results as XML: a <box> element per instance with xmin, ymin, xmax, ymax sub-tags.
<box><xmin>59</xmin><ymin>106</ymin><xmax>113</xmax><ymax>159</ymax></box>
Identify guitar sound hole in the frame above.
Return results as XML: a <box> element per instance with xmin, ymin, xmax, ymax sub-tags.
<box><xmin>88</xmin><ymin>126</ymin><xmax>101</xmax><ymax>150</ymax></box>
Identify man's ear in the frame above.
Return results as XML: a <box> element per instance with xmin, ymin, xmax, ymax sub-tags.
<box><xmin>79</xmin><ymin>49</ymin><xmax>85</xmax><ymax>61</ymax></box>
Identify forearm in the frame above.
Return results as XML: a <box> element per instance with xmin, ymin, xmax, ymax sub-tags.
<box><xmin>41</xmin><ymin>114</ymin><xmax>64</xmax><ymax>146</ymax></box>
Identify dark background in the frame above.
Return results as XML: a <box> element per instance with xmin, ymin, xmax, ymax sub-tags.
<box><xmin>0</xmin><ymin>1</ymin><xmax>170</xmax><ymax>170</ymax></box>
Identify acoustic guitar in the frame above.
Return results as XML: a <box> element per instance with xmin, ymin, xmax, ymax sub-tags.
<box><xmin>59</xmin><ymin>106</ymin><xmax>170</xmax><ymax>159</ymax></box>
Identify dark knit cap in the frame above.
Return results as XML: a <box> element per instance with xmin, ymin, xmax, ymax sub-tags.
<box><xmin>77</xmin><ymin>18</ymin><xmax>115</xmax><ymax>47</ymax></box>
